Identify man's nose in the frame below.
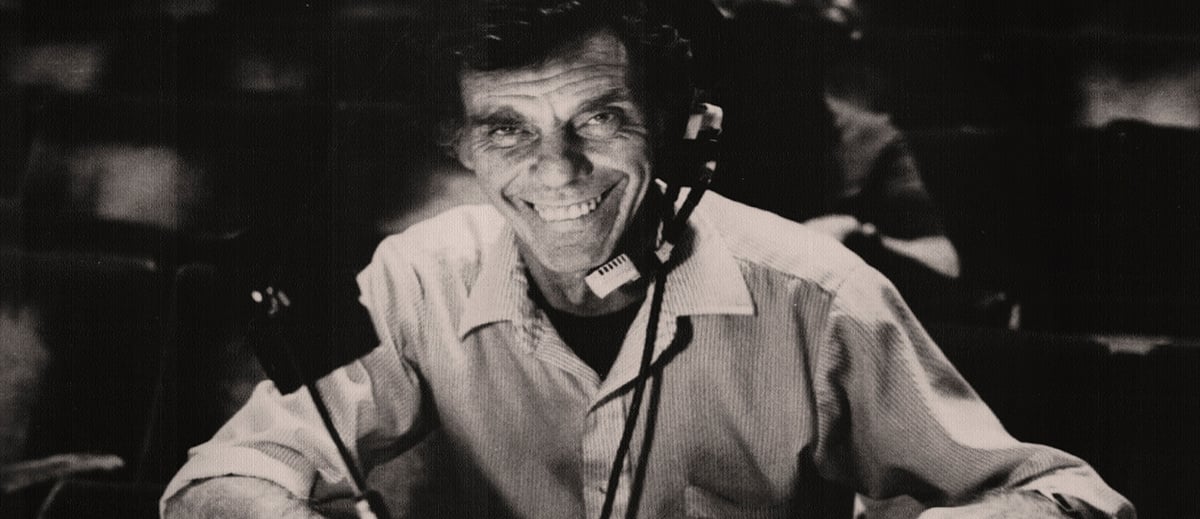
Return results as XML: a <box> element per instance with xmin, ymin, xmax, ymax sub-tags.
<box><xmin>531</xmin><ymin>131</ymin><xmax>591</xmax><ymax>187</ymax></box>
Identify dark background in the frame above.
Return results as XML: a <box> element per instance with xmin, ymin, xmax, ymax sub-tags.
<box><xmin>1</xmin><ymin>1</ymin><xmax>1198</xmax><ymax>518</ymax></box>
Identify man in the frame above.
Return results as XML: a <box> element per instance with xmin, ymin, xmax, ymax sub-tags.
<box><xmin>162</xmin><ymin>1</ymin><xmax>1134</xmax><ymax>517</ymax></box>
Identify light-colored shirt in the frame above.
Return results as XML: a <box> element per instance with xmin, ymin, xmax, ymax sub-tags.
<box><xmin>162</xmin><ymin>191</ymin><xmax>1134</xmax><ymax>518</ymax></box>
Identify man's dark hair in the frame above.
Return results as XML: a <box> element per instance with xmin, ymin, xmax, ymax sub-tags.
<box><xmin>429</xmin><ymin>0</ymin><xmax>696</xmax><ymax>152</ymax></box>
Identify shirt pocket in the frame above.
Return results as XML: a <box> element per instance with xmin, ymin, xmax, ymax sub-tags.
<box><xmin>683</xmin><ymin>485</ymin><xmax>787</xmax><ymax>519</ymax></box>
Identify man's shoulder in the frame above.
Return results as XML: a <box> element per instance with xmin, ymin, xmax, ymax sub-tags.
<box><xmin>695</xmin><ymin>191</ymin><xmax>869</xmax><ymax>292</ymax></box>
<box><xmin>372</xmin><ymin>204</ymin><xmax>506</xmax><ymax>271</ymax></box>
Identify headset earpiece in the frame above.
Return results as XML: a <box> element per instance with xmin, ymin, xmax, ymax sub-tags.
<box><xmin>684</xmin><ymin>102</ymin><xmax>723</xmax><ymax>177</ymax></box>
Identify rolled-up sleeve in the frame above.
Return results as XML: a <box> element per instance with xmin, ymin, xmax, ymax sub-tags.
<box><xmin>811</xmin><ymin>265</ymin><xmax>1135</xmax><ymax>518</ymax></box>
<box><xmin>161</xmin><ymin>245</ymin><xmax>427</xmax><ymax>513</ymax></box>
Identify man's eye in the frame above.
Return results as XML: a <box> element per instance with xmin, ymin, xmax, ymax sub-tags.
<box><xmin>488</xmin><ymin>125</ymin><xmax>532</xmax><ymax>147</ymax></box>
<box><xmin>576</xmin><ymin>111</ymin><xmax>622</xmax><ymax>139</ymax></box>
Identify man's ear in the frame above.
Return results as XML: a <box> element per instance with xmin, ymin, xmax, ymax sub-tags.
<box><xmin>455</xmin><ymin>145</ymin><xmax>476</xmax><ymax>172</ymax></box>
<box><xmin>451</xmin><ymin>145</ymin><xmax>475</xmax><ymax>171</ymax></box>
<box><xmin>438</xmin><ymin>119</ymin><xmax>475</xmax><ymax>171</ymax></box>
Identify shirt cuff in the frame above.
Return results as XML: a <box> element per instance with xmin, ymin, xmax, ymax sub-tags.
<box><xmin>1019</xmin><ymin>466</ymin><xmax>1137</xmax><ymax>519</ymax></box>
<box><xmin>159</xmin><ymin>445</ymin><xmax>316</xmax><ymax>517</ymax></box>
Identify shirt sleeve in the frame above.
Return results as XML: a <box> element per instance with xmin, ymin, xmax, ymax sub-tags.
<box><xmin>809</xmin><ymin>265</ymin><xmax>1135</xmax><ymax>518</ymax></box>
<box><xmin>160</xmin><ymin>247</ymin><xmax>428</xmax><ymax>512</ymax></box>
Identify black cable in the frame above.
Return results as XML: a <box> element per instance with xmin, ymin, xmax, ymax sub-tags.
<box><xmin>300</xmin><ymin>375</ymin><xmax>392</xmax><ymax>519</ymax></box>
<box><xmin>597</xmin><ymin>266</ymin><xmax>669</xmax><ymax>519</ymax></box>
<box><xmin>135</xmin><ymin>262</ymin><xmax>184</xmax><ymax>484</ymax></box>
<box><xmin>663</xmin><ymin>180</ymin><xmax>709</xmax><ymax>244</ymax></box>
<box><xmin>624</xmin><ymin>364</ymin><xmax>664</xmax><ymax>519</ymax></box>
<box><xmin>301</xmin><ymin>378</ymin><xmax>370</xmax><ymax>494</ymax></box>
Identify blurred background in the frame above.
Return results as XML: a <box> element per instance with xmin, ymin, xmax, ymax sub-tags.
<box><xmin>0</xmin><ymin>1</ymin><xmax>1198</xmax><ymax>518</ymax></box>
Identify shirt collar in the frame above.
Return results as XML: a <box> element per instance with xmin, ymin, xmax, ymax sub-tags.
<box><xmin>457</xmin><ymin>224</ymin><xmax>534</xmax><ymax>339</ymax></box>
<box><xmin>456</xmin><ymin>197</ymin><xmax>755</xmax><ymax>340</ymax></box>
<box><xmin>659</xmin><ymin>204</ymin><xmax>756</xmax><ymax>318</ymax></box>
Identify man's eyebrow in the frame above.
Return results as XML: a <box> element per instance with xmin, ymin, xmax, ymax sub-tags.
<box><xmin>577</xmin><ymin>89</ymin><xmax>637</xmax><ymax>115</ymax></box>
<box><xmin>469</xmin><ymin>107</ymin><xmax>525</xmax><ymax>127</ymax></box>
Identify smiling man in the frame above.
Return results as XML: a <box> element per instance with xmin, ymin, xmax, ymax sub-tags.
<box><xmin>161</xmin><ymin>1</ymin><xmax>1134</xmax><ymax>518</ymax></box>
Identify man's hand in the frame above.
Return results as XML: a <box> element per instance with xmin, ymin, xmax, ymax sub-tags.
<box><xmin>917</xmin><ymin>491</ymin><xmax>1067</xmax><ymax>519</ymax></box>
<box><xmin>164</xmin><ymin>476</ymin><xmax>327</xmax><ymax>519</ymax></box>
<box><xmin>803</xmin><ymin>214</ymin><xmax>863</xmax><ymax>242</ymax></box>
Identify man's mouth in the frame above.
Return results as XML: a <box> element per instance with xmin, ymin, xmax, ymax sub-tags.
<box><xmin>524</xmin><ymin>187</ymin><xmax>613</xmax><ymax>222</ymax></box>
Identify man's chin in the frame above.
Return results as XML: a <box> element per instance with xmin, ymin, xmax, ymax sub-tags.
<box><xmin>541</xmin><ymin>254</ymin><xmax>608</xmax><ymax>277</ymax></box>
<box><xmin>527</xmin><ymin>242</ymin><xmax>614</xmax><ymax>275</ymax></box>
<box><xmin>517</xmin><ymin>226</ymin><xmax>616</xmax><ymax>272</ymax></box>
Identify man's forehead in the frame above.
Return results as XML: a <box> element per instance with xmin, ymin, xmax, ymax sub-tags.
<box><xmin>458</xmin><ymin>31</ymin><xmax>633</xmax><ymax>105</ymax></box>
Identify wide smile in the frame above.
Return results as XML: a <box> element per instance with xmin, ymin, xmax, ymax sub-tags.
<box><xmin>522</xmin><ymin>185</ymin><xmax>616</xmax><ymax>223</ymax></box>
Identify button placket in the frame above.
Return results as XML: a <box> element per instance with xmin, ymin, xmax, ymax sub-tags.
<box><xmin>581</xmin><ymin>397</ymin><xmax>635</xmax><ymax>518</ymax></box>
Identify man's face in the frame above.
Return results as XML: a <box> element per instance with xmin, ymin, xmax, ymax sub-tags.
<box><xmin>455</xmin><ymin>30</ymin><xmax>653</xmax><ymax>275</ymax></box>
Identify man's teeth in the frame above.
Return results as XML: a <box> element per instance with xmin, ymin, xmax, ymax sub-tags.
<box><xmin>532</xmin><ymin>195</ymin><xmax>602</xmax><ymax>222</ymax></box>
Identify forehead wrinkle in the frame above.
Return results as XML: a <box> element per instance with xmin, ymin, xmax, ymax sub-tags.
<box><xmin>468</xmin><ymin>77</ymin><xmax>631</xmax><ymax>124</ymax></box>
<box><xmin>558</xmin><ymin>78</ymin><xmax>632</xmax><ymax>100</ymax></box>
<box><xmin>459</xmin><ymin>31</ymin><xmax>629</xmax><ymax>92</ymax></box>
<box><xmin>464</xmin><ymin>63</ymin><xmax>628</xmax><ymax>97</ymax></box>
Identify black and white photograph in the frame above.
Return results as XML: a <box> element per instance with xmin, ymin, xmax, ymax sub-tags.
<box><xmin>1</xmin><ymin>1</ymin><xmax>1197</xmax><ymax>518</ymax></box>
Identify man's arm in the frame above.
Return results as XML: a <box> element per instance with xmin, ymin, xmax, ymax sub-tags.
<box><xmin>803</xmin><ymin>215</ymin><xmax>961</xmax><ymax>279</ymax></box>
<box><xmin>164</xmin><ymin>477</ymin><xmax>326</xmax><ymax>519</ymax></box>
<box><xmin>159</xmin><ymin>340</ymin><xmax>427</xmax><ymax>517</ymax></box>
<box><xmin>810</xmin><ymin>265</ymin><xmax>1135</xmax><ymax>518</ymax></box>
<box><xmin>878</xmin><ymin>234</ymin><xmax>959</xmax><ymax>279</ymax></box>
<box><xmin>918</xmin><ymin>491</ymin><xmax>1069</xmax><ymax>518</ymax></box>
<box><xmin>160</xmin><ymin>245</ymin><xmax>430</xmax><ymax>517</ymax></box>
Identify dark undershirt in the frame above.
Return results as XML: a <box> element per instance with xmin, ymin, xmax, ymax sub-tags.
<box><xmin>529</xmin><ymin>283</ymin><xmax>641</xmax><ymax>379</ymax></box>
